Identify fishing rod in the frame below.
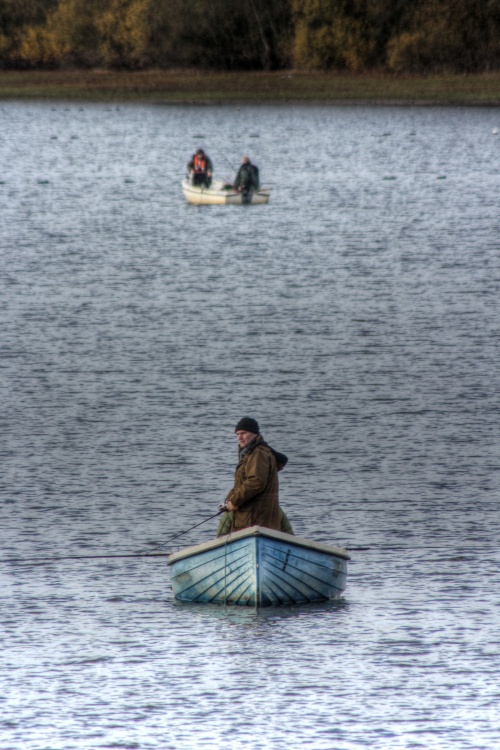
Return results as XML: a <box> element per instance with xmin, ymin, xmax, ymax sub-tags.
<box><xmin>144</xmin><ymin>508</ymin><xmax>224</xmax><ymax>554</ymax></box>
<box><xmin>0</xmin><ymin>509</ymin><xmax>225</xmax><ymax>567</ymax></box>
<box><xmin>211</xmin><ymin>145</ymin><xmax>237</xmax><ymax>173</ymax></box>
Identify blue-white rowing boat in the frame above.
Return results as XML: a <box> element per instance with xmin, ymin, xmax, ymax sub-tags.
<box><xmin>168</xmin><ymin>526</ymin><xmax>349</xmax><ymax>607</ymax></box>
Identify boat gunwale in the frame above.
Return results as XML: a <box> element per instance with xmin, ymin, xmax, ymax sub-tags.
<box><xmin>167</xmin><ymin>525</ymin><xmax>350</xmax><ymax>564</ymax></box>
<box><xmin>181</xmin><ymin>178</ymin><xmax>270</xmax><ymax>202</ymax></box>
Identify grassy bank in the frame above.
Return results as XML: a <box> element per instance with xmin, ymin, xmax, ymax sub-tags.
<box><xmin>0</xmin><ymin>69</ymin><xmax>500</xmax><ymax>104</ymax></box>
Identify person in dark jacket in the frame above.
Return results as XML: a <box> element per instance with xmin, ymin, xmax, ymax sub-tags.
<box><xmin>224</xmin><ymin>416</ymin><xmax>287</xmax><ymax>532</ymax></box>
<box><xmin>187</xmin><ymin>148</ymin><xmax>213</xmax><ymax>188</ymax></box>
<box><xmin>233</xmin><ymin>156</ymin><xmax>259</xmax><ymax>202</ymax></box>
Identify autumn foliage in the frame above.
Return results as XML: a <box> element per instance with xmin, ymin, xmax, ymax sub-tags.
<box><xmin>1</xmin><ymin>0</ymin><xmax>499</xmax><ymax>72</ymax></box>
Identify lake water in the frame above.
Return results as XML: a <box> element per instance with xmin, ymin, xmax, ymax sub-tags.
<box><xmin>1</xmin><ymin>101</ymin><xmax>499</xmax><ymax>750</ymax></box>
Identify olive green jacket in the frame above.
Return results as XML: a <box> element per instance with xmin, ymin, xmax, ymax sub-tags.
<box><xmin>216</xmin><ymin>507</ymin><xmax>294</xmax><ymax>537</ymax></box>
<box><xmin>225</xmin><ymin>436</ymin><xmax>283</xmax><ymax>532</ymax></box>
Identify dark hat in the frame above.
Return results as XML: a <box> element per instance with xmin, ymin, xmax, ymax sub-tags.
<box><xmin>235</xmin><ymin>417</ymin><xmax>260</xmax><ymax>435</ymax></box>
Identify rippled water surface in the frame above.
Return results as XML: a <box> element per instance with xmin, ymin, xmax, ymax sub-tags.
<box><xmin>1</xmin><ymin>102</ymin><xmax>499</xmax><ymax>749</ymax></box>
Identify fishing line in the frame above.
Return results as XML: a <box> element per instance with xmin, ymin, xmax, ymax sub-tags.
<box><xmin>344</xmin><ymin>543</ymin><xmax>485</xmax><ymax>552</ymax></box>
<box><xmin>1</xmin><ymin>508</ymin><xmax>468</xmax><ymax>566</ymax></box>
<box><xmin>0</xmin><ymin>509</ymin><xmax>225</xmax><ymax>567</ymax></box>
<box><xmin>223</xmin><ymin>528</ymin><xmax>232</xmax><ymax>611</ymax></box>
<box><xmin>0</xmin><ymin>540</ymin><xmax>470</xmax><ymax>566</ymax></box>
<box><xmin>0</xmin><ymin>552</ymin><xmax>170</xmax><ymax>566</ymax></box>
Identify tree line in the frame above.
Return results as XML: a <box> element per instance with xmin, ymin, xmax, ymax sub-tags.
<box><xmin>1</xmin><ymin>0</ymin><xmax>499</xmax><ymax>72</ymax></box>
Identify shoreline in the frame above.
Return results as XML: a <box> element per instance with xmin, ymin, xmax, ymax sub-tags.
<box><xmin>1</xmin><ymin>70</ymin><xmax>500</xmax><ymax>105</ymax></box>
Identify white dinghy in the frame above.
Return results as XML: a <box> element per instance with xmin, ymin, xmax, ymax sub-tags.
<box><xmin>182</xmin><ymin>177</ymin><xmax>270</xmax><ymax>206</ymax></box>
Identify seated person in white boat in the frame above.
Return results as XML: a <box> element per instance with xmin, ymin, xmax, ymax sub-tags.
<box><xmin>218</xmin><ymin>417</ymin><xmax>292</xmax><ymax>535</ymax></box>
<box><xmin>233</xmin><ymin>156</ymin><xmax>259</xmax><ymax>196</ymax></box>
<box><xmin>187</xmin><ymin>148</ymin><xmax>213</xmax><ymax>188</ymax></box>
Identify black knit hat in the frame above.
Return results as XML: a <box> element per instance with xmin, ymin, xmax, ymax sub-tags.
<box><xmin>235</xmin><ymin>417</ymin><xmax>260</xmax><ymax>435</ymax></box>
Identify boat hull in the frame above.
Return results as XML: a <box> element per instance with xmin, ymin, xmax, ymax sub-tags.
<box><xmin>182</xmin><ymin>178</ymin><xmax>270</xmax><ymax>205</ymax></box>
<box><xmin>168</xmin><ymin>526</ymin><xmax>349</xmax><ymax>607</ymax></box>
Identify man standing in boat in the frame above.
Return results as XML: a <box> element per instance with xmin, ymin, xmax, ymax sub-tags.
<box><xmin>224</xmin><ymin>417</ymin><xmax>287</xmax><ymax>532</ymax></box>
<box><xmin>187</xmin><ymin>148</ymin><xmax>213</xmax><ymax>188</ymax></box>
<box><xmin>233</xmin><ymin>156</ymin><xmax>259</xmax><ymax>203</ymax></box>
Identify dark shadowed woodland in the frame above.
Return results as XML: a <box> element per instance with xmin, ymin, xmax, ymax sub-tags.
<box><xmin>1</xmin><ymin>0</ymin><xmax>499</xmax><ymax>73</ymax></box>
